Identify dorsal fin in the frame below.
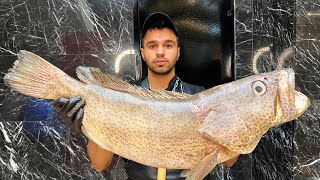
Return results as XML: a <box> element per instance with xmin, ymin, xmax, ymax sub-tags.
<box><xmin>76</xmin><ymin>66</ymin><xmax>192</xmax><ymax>100</ymax></box>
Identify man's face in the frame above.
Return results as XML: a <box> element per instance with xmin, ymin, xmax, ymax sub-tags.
<box><xmin>141</xmin><ymin>28</ymin><xmax>180</xmax><ymax>75</ymax></box>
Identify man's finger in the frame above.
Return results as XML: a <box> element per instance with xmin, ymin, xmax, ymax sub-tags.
<box><xmin>66</xmin><ymin>99</ymin><xmax>86</xmax><ymax>118</ymax></box>
<box><xmin>61</xmin><ymin>96</ymin><xmax>81</xmax><ymax>114</ymax></box>
<box><xmin>73</xmin><ymin>108</ymin><xmax>84</xmax><ymax>134</ymax></box>
<box><xmin>52</xmin><ymin>97</ymin><xmax>69</xmax><ymax>108</ymax></box>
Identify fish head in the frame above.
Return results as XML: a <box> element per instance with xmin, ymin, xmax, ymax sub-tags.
<box><xmin>198</xmin><ymin>68</ymin><xmax>310</xmax><ymax>153</ymax></box>
<box><xmin>235</xmin><ymin>68</ymin><xmax>310</xmax><ymax>131</ymax></box>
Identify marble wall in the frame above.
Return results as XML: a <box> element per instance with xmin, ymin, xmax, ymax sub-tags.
<box><xmin>0</xmin><ymin>0</ymin><xmax>134</xmax><ymax>179</ymax></box>
<box><xmin>0</xmin><ymin>0</ymin><xmax>319</xmax><ymax>180</ymax></box>
<box><xmin>233</xmin><ymin>0</ymin><xmax>319</xmax><ymax>179</ymax></box>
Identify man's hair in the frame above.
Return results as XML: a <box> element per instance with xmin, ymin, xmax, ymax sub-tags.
<box><xmin>141</xmin><ymin>12</ymin><xmax>180</xmax><ymax>47</ymax></box>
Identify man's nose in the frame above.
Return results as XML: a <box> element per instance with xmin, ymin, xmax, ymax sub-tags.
<box><xmin>156</xmin><ymin>46</ymin><xmax>165</xmax><ymax>56</ymax></box>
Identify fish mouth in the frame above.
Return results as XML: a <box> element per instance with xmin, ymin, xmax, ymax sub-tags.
<box><xmin>277</xmin><ymin>68</ymin><xmax>310</xmax><ymax>121</ymax></box>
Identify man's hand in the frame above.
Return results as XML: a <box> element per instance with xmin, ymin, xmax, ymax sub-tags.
<box><xmin>53</xmin><ymin>96</ymin><xmax>85</xmax><ymax>134</ymax></box>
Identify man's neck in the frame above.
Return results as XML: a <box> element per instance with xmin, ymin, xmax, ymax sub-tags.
<box><xmin>147</xmin><ymin>70</ymin><xmax>175</xmax><ymax>90</ymax></box>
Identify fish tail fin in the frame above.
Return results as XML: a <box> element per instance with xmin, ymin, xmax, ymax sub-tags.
<box><xmin>4</xmin><ymin>50</ymin><xmax>82</xmax><ymax>100</ymax></box>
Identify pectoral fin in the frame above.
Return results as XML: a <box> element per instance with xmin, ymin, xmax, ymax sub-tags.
<box><xmin>180</xmin><ymin>150</ymin><xmax>218</xmax><ymax>180</ymax></box>
<box><xmin>198</xmin><ymin>110</ymin><xmax>259</xmax><ymax>154</ymax></box>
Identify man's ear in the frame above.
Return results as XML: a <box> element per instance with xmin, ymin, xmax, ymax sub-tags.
<box><xmin>140</xmin><ymin>48</ymin><xmax>145</xmax><ymax>61</ymax></box>
<box><xmin>177</xmin><ymin>47</ymin><xmax>180</xmax><ymax>61</ymax></box>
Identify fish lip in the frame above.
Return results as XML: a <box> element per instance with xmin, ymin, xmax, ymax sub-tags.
<box><xmin>279</xmin><ymin>68</ymin><xmax>295</xmax><ymax>95</ymax></box>
<box><xmin>286</xmin><ymin>69</ymin><xmax>311</xmax><ymax>118</ymax></box>
<box><xmin>277</xmin><ymin>68</ymin><xmax>296</xmax><ymax>120</ymax></box>
<box><xmin>287</xmin><ymin>68</ymin><xmax>295</xmax><ymax>97</ymax></box>
<box><xmin>277</xmin><ymin>68</ymin><xmax>310</xmax><ymax>121</ymax></box>
<box><xmin>279</xmin><ymin>68</ymin><xmax>295</xmax><ymax>98</ymax></box>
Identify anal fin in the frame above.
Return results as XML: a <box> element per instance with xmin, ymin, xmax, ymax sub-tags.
<box><xmin>181</xmin><ymin>150</ymin><xmax>219</xmax><ymax>180</ymax></box>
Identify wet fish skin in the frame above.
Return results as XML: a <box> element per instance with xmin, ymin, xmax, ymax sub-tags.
<box><xmin>4</xmin><ymin>50</ymin><xmax>310</xmax><ymax>180</ymax></box>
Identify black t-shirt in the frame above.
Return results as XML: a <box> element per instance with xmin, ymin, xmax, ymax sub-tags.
<box><xmin>126</xmin><ymin>76</ymin><xmax>209</xmax><ymax>180</ymax></box>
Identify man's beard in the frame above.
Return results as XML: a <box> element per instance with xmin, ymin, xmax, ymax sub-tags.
<box><xmin>149</xmin><ymin>64</ymin><xmax>175</xmax><ymax>75</ymax></box>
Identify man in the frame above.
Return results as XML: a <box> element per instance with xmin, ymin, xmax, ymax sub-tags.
<box><xmin>54</xmin><ymin>12</ymin><xmax>238</xmax><ymax>179</ymax></box>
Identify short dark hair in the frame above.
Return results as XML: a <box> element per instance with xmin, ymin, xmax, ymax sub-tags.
<box><xmin>141</xmin><ymin>12</ymin><xmax>180</xmax><ymax>47</ymax></box>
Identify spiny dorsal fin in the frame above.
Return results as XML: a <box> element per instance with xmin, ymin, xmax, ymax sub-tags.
<box><xmin>76</xmin><ymin>66</ymin><xmax>192</xmax><ymax>100</ymax></box>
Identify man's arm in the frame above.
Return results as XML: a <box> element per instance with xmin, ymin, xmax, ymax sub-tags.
<box><xmin>87</xmin><ymin>140</ymin><xmax>114</xmax><ymax>172</ymax></box>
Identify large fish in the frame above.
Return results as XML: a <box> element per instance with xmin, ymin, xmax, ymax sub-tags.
<box><xmin>4</xmin><ymin>50</ymin><xmax>310</xmax><ymax>179</ymax></box>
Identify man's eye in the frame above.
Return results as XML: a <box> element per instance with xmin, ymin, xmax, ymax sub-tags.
<box><xmin>166</xmin><ymin>44</ymin><xmax>173</xmax><ymax>48</ymax></box>
<box><xmin>149</xmin><ymin>45</ymin><xmax>156</xmax><ymax>49</ymax></box>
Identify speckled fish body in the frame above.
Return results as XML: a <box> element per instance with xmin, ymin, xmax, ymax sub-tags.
<box><xmin>4</xmin><ymin>51</ymin><xmax>310</xmax><ymax>179</ymax></box>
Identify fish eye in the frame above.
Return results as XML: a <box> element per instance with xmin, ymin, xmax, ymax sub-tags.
<box><xmin>251</xmin><ymin>80</ymin><xmax>267</xmax><ymax>96</ymax></box>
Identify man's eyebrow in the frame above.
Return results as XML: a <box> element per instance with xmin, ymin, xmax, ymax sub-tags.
<box><xmin>145</xmin><ymin>40</ymin><xmax>177</xmax><ymax>46</ymax></box>
<box><xmin>146</xmin><ymin>41</ymin><xmax>157</xmax><ymax>45</ymax></box>
<box><xmin>165</xmin><ymin>40</ymin><xmax>176</xmax><ymax>44</ymax></box>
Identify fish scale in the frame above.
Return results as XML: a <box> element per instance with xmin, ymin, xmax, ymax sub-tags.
<box><xmin>4</xmin><ymin>50</ymin><xmax>310</xmax><ymax>180</ymax></box>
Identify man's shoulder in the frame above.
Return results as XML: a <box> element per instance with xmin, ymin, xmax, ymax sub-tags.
<box><xmin>134</xmin><ymin>78</ymin><xmax>148</xmax><ymax>88</ymax></box>
<box><xmin>134</xmin><ymin>77</ymin><xmax>205</xmax><ymax>95</ymax></box>
<box><xmin>181</xmin><ymin>81</ymin><xmax>206</xmax><ymax>94</ymax></box>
